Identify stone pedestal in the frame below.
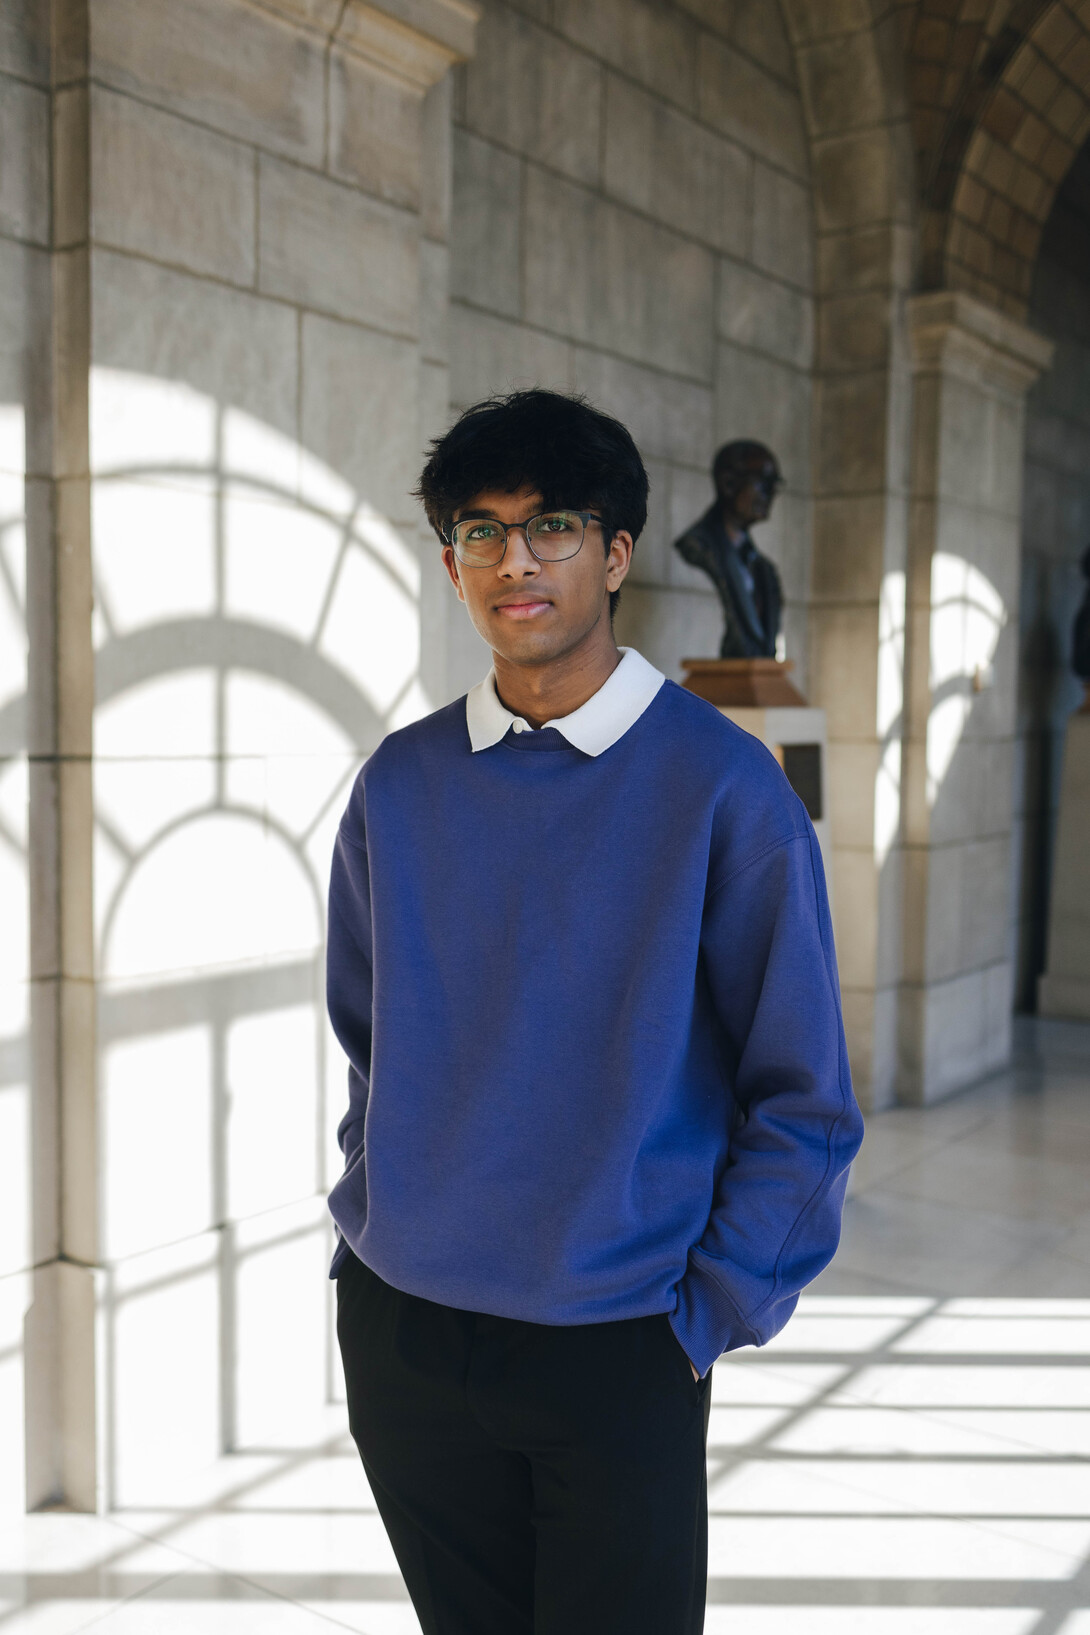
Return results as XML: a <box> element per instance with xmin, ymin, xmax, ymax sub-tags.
<box><xmin>716</xmin><ymin>704</ymin><xmax>832</xmax><ymax>894</ymax></box>
<box><xmin>1039</xmin><ymin>701</ymin><xmax>1090</xmax><ymax>1020</ymax></box>
<box><xmin>682</xmin><ymin>661</ymin><xmax>832</xmax><ymax>891</ymax></box>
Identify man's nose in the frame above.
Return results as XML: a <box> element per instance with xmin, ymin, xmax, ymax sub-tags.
<box><xmin>498</xmin><ymin>527</ymin><xmax>541</xmax><ymax>576</ymax></box>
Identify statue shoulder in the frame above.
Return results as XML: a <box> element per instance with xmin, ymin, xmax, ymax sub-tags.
<box><xmin>673</xmin><ymin>506</ymin><xmax>721</xmax><ymax>565</ymax></box>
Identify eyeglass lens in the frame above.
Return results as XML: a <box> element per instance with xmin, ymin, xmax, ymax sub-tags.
<box><xmin>450</xmin><ymin>511</ymin><xmax>587</xmax><ymax>566</ymax></box>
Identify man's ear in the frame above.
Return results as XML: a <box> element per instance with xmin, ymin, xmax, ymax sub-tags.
<box><xmin>605</xmin><ymin>530</ymin><xmax>634</xmax><ymax>590</ymax></box>
<box><xmin>441</xmin><ymin>543</ymin><xmax>466</xmax><ymax>603</ymax></box>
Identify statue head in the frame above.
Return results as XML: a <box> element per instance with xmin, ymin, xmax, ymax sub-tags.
<box><xmin>712</xmin><ymin>441</ymin><xmax>783</xmax><ymax>529</ymax></box>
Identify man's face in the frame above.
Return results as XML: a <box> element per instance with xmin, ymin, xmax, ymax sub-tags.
<box><xmin>440</xmin><ymin>484</ymin><xmax>633</xmax><ymax>665</ymax></box>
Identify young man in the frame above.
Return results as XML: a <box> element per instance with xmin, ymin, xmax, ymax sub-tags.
<box><xmin>326</xmin><ymin>389</ymin><xmax>863</xmax><ymax>1635</ymax></box>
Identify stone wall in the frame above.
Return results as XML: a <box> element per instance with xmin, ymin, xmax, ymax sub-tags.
<box><xmin>1016</xmin><ymin>138</ymin><xmax>1090</xmax><ymax>1009</ymax></box>
<box><xmin>445</xmin><ymin>0</ymin><xmax>815</xmax><ymax>695</ymax></box>
<box><xmin>15</xmin><ymin>0</ymin><xmax>476</xmax><ymax>1515</ymax></box>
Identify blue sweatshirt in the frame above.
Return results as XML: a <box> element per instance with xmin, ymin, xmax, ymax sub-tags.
<box><xmin>326</xmin><ymin>669</ymin><xmax>863</xmax><ymax>1378</ymax></box>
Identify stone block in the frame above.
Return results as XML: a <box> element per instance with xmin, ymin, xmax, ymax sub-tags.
<box><xmin>696</xmin><ymin>33</ymin><xmax>808</xmax><ymax>181</ymax></box>
<box><xmin>449</xmin><ymin>302</ymin><xmax>573</xmax><ymax>406</ymax></box>
<box><xmin>91</xmin><ymin>88</ymin><xmax>256</xmax><ymax>286</ymax></box>
<box><xmin>717</xmin><ymin>259</ymin><xmax>813</xmax><ymax>368</ymax></box>
<box><xmin>752</xmin><ymin>162</ymin><xmax>814</xmax><ymax>289</ymax></box>
<box><xmin>874</xmin><ymin>832</ymin><xmax>903</xmax><ymax>988</ymax></box>
<box><xmin>732</xmin><ymin>0</ymin><xmax>795</xmax><ymax>82</ymax></box>
<box><xmin>665</xmin><ymin>461</ymin><xmax>713</xmax><ymax>548</ymax></box>
<box><xmin>328</xmin><ymin>47</ymin><xmax>422</xmax><ymax>211</ymax></box>
<box><xmin>714</xmin><ymin>342</ymin><xmax>810</xmax><ymax>489</ymax></box>
<box><xmin>523</xmin><ymin>168</ymin><xmax>715</xmax><ymax>380</ymax></box>
<box><xmin>301</xmin><ymin>313</ymin><xmax>419</xmax><ymax>525</ymax></box>
<box><xmin>780</xmin><ymin>600</ymin><xmax>809</xmax><ymax>692</ymax></box>
<box><xmin>249</xmin><ymin>0</ymin><xmax>344</xmax><ymax>29</ymax></box>
<box><xmin>961</xmin><ymin>833</ymin><xmax>1012</xmax><ymax>971</ymax></box>
<box><xmin>451</xmin><ymin>131</ymin><xmax>521</xmax><ymax>319</ymax></box>
<box><xmin>796</xmin><ymin>32</ymin><xmax>886</xmax><ymax>137</ymax></box>
<box><xmin>624</xmin><ymin>455</ymin><xmax>671</xmax><ymax>587</ymax></box>
<box><xmin>825</xmin><ymin>739</ymin><xmax>880</xmax><ymax>850</ymax></box>
<box><xmin>0</xmin><ymin>73</ymin><xmax>48</xmax><ymax>244</ymax></box>
<box><xmin>571</xmin><ymin>348</ymin><xmax>713</xmax><ymax>467</ymax></box>
<box><xmin>90</xmin><ymin>0</ymin><xmax>326</xmax><ymax>164</ymax></box>
<box><xmin>418</xmin><ymin>355</ymin><xmax>450</xmax><ymax>459</ymax></box>
<box><xmin>840</xmin><ymin>983</ymin><xmax>898</xmax><ymax>1112</ymax></box>
<box><xmin>28</xmin><ymin>757</ymin><xmax>93</xmax><ymax>981</ymax></box>
<box><xmin>0</xmin><ymin>238</ymin><xmax>49</xmax><ymax>474</ymax></box>
<box><xmin>258</xmin><ymin>155</ymin><xmax>419</xmax><ymax>337</ymax></box>
<box><xmin>419</xmin><ymin>238</ymin><xmax>449</xmax><ymax>365</ymax></box>
<box><xmin>0</xmin><ymin>0</ymin><xmax>49</xmax><ymax>83</ymax></box>
<box><xmin>829</xmin><ymin>843</ymin><xmax>878</xmax><ymax>988</ymax></box>
<box><xmin>53</xmin><ymin>85</ymin><xmax>88</xmax><ymax>253</ymax></box>
<box><xmin>817</xmin><ymin>290</ymin><xmax>893</xmax><ymax>371</ymax></box>
<box><xmin>778</xmin><ymin>0</ymin><xmax>872</xmax><ymax>45</ymax></box>
<box><xmin>462</xmin><ymin>5</ymin><xmax>602</xmax><ymax>186</ymax></box>
<box><xmin>812</xmin><ymin>131</ymin><xmax>894</xmax><ymax>234</ymax></box>
<box><xmin>808</xmin><ymin>601</ymin><xmax>879</xmax><ymax>738</ymax></box>
<box><xmin>810</xmin><ymin>494</ymin><xmax>886</xmax><ymax>602</ymax></box>
<box><xmin>814</xmin><ymin>369</ymin><xmax>889</xmax><ymax>495</ymax></box>
<box><xmin>915</xmin><ymin>841</ymin><xmax>966</xmax><ymax>984</ymax></box>
<box><xmin>817</xmin><ymin>222</ymin><xmax>913</xmax><ymax>296</ymax></box>
<box><xmin>603</xmin><ymin>74</ymin><xmax>750</xmax><ymax>256</ymax></box>
<box><xmin>91</xmin><ymin>250</ymin><xmax>299</xmax><ymax>446</ymax></box>
<box><xmin>552</xmin><ymin>0</ymin><xmax>697</xmax><ymax>108</ymax></box>
<box><xmin>611</xmin><ymin>581</ymin><xmax>721</xmax><ymax>682</ymax></box>
<box><xmin>914</xmin><ymin>962</ymin><xmax>1011</xmax><ymax>1102</ymax></box>
<box><xmin>495</xmin><ymin>0</ymin><xmax>550</xmax><ymax>19</ymax></box>
<box><xmin>421</xmin><ymin>75</ymin><xmax>453</xmax><ymax>243</ymax></box>
<box><xmin>669</xmin><ymin>0</ymin><xmax>730</xmax><ymax>34</ymax></box>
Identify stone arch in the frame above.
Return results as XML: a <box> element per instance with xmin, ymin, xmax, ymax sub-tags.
<box><xmin>919</xmin><ymin>0</ymin><xmax>1090</xmax><ymax>313</ymax></box>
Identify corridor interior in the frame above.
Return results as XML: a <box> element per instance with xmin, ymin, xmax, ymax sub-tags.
<box><xmin>2</xmin><ymin>1018</ymin><xmax>1089</xmax><ymax>1634</ymax></box>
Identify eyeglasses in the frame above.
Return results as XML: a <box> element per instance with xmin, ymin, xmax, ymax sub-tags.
<box><xmin>446</xmin><ymin>509</ymin><xmax>606</xmax><ymax>568</ymax></box>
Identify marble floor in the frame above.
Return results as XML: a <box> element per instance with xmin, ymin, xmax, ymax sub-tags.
<box><xmin>3</xmin><ymin>1017</ymin><xmax>1089</xmax><ymax>1634</ymax></box>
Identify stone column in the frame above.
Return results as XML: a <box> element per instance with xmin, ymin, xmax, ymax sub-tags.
<box><xmin>22</xmin><ymin>0</ymin><xmax>477</xmax><ymax>1513</ymax></box>
<box><xmin>901</xmin><ymin>292</ymin><xmax>1052</xmax><ymax>1103</ymax></box>
<box><xmin>807</xmin><ymin>230</ymin><xmax>915</xmax><ymax>1113</ymax></box>
<box><xmin>23</xmin><ymin>0</ymin><xmax>102</xmax><ymax>1513</ymax></box>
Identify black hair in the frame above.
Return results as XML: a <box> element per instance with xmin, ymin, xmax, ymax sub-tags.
<box><xmin>415</xmin><ymin>388</ymin><xmax>649</xmax><ymax>622</ymax></box>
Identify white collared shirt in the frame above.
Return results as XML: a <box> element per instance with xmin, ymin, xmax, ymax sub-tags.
<box><xmin>465</xmin><ymin>646</ymin><xmax>666</xmax><ymax>757</ymax></box>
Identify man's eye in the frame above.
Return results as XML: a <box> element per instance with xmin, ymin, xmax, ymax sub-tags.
<box><xmin>539</xmin><ymin>514</ymin><xmax>575</xmax><ymax>532</ymax></box>
<box><xmin>467</xmin><ymin>523</ymin><xmax>501</xmax><ymax>541</ymax></box>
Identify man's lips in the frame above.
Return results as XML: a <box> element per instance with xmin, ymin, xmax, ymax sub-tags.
<box><xmin>494</xmin><ymin>598</ymin><xmax>552</xmax><ymax>619</ymax></box>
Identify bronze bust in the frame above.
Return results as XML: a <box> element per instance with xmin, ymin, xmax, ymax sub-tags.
<box><xmin>673</xmin><ymin>441</ymin><xmax>784</xmax><ymax>660</ymax></box>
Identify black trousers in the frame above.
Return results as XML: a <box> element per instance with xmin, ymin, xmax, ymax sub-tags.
<box><xmin>336</xmin><ymin>1250</ymin><xmax>713</xmax><ymax>1635</ymax></box>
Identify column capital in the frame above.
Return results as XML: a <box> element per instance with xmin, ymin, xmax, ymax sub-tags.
<box><xmin>265</xmin><ymin>0</ymin><xmax>479</xmax><ymax>89</ymax></box>
<box><xmin>907</xmin><ymin>289</ymin><xmax>1054</xmax><ymax>395</ymax></box>
<box><xmin>339</xmin><ymin>0</ymin><xmax>478</xmax><ymax>89</ymax></box>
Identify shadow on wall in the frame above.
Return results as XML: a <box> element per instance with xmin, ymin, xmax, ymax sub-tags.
<box><xmin>0</xmin><ymin>368</ymin><xmax>434</xmax><ymax>1510</ymax></box>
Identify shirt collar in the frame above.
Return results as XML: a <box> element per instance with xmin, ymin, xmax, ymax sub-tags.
<box><xmin>465</xmin><ymin>646</ymin><xmax>666</xmax><ymax>756</ymax></box>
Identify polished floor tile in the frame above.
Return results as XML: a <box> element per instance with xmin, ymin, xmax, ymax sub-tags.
<box><xmin>6</xmin><ymin>1017</ymin><xmax>1090</xmax><ymax>1634</ymax></box>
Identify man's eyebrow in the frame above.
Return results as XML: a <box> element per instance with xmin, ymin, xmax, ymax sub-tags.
<box><xmin>453</xmin><ymin>506</ymin><xmax>502</xmax><ymax>519</ymax></box>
